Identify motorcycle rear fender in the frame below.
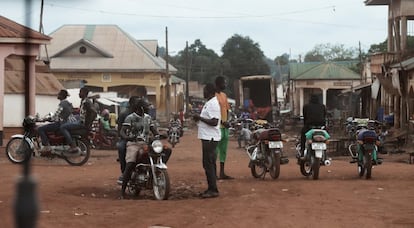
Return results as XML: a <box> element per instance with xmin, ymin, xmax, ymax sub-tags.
<box><xmin>11</xmin><ymin>134</ymin><xmax>35</xmax><ymax>150</ymax></box>
<box><xmin>315</xmin><ymin>150</ymin><xmax>323</xmax><ymax>158</ymax></box>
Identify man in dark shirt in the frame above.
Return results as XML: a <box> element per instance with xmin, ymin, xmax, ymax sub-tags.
<box><xmin>300</xmin><ymin>94</ymin><xmax>327</xmax><ymax>159</ymax></box>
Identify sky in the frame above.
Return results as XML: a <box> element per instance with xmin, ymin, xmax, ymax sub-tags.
<box><xmin>1</xmin><ymin>0</ymin><xmax>389</xmax><ymax>60</ymax></box>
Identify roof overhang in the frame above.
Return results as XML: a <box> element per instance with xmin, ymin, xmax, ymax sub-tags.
<box><xmin>341</xmin><ymin>83</ymin><xmax>372</xmax><ymax>94</ymax></box>
<box><xmin>365</xmin><ymin>0</ymin><xmax>390</xmax><ymax>5</ymax></box>
<box><xmin>390</xmin><ymin>57</ymin><xmax>414</xmax><ymax>71</ymax></box>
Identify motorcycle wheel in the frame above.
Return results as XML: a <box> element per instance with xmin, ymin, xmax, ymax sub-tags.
<box><xmin>312</xmin><ymin>157</ymin><xmax>321</xmax><ymax>180</ymax></box>
<box><xmin>364</xmin><ymin>153</ymin><xmax>372</xmax><ymax>179</ymax></box>
<box><xmin>268</xmin><ymin>152</ymin><xmax>281</xmax><ymax>179</ymax></box>
<box><xmin>127</xmin><ymin>171</ymin><xmax>141</xmax><ymax>196</ymax></box>
<box><xmin>153</xmin><ymin>168</ymin><xmax>170</xmax><ymax>200</ymax></box>
<box><xmin>6</xmin><ymin>138</ymin><xmax>32</xmax><ymax>164</ymax></box>
<box><xmin>250</xmin><ymin>162</ymin><xmax>266</xmax><ymax>178</ymax></box>
<box><xmin>299</xmin><ymin>159</ymin><xmax>312</xmax><ymax>177</ymax></box>
<box><xmin>64</xmin><ymin>139</ymin><xmax>91</xmax><ymax>166</ymax></box>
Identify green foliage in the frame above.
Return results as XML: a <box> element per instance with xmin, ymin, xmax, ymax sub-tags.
<box><xmin>304</xmin><ymin>43</ymin><xmax>358</xmax><ymax>62</ymax></box>
<box><xmin>169</xmin><ymin>39</ymin><xmax>223</xmax><ymax>84</ymax></box>
<box><xmin>221</xmin><ymin>34</ymin><xmax>270</xmax><ymax>79</ymax></box>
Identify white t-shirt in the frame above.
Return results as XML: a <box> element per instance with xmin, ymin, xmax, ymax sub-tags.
<box><xmin>197</xmin><ymin>96</ymin><xmax>221</xmax><ymax>141</ymax></box>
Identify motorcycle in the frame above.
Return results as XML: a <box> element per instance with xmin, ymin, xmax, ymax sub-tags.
<box><xmin>245</xmin><ymin>128</ymin><xmax>289</xmax><ymax>179</ymax></box>
<box><xmin>90</xmin><ymin>119</ymin><xmax>118</xmax><ymax>150</ymax></box>
<box><xmin>167</xmin><ymin>126</ymin><xmax>180</xmax><ymax>148</ymax></box>
<box><xmin>125</xmin><ymin>135</ymin><xmax>171</xmax><ymax>200</ymax></box>
<box><xmin>298</xmin><ymin>127</ymin><xmax>331</xmax><ymax>180</ymax></box>
<box><xmin>348</xmin><ymin>126</ymin><xmax>382</xmax><ymax>179</ymax></box>
<box><xmin>6</xmin><ymin>115</ymin><xmax>91</xmax><ymax>166</ymax></box>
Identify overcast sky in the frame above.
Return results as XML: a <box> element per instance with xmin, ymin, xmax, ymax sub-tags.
<box><xmin>1</xmin><ymin>0</ymin><xmax>389</xmax><ymax>60</ymax></box>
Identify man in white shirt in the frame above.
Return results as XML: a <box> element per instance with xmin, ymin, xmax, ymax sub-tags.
<box><xmin>193</xmin><ymin>83</ymin><xmax>221</xmax><ymax>199</ymax></box>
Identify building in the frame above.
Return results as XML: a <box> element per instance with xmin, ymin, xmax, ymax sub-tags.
<box><xmin>289</xmin><ymin>61</ymin><xmax>361</xmax><ymax>117</ymax></box>
<box><xmin>0</xmin><ymin>15</ymin><xmax>54</xmax><ymax>144</ymax></box>
<box><xmin>38</xmin><ymin>24</ymin><xmax>178</xmax><ymax>121</ymax></box>
<box><xmin>365</xmin><ymin>0</ymin><xmax>414</xmax><ymax>129</ymax></box>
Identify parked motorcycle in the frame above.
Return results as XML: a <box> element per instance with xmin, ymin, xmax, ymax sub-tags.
<box><xmin>167</xmin><ymin>126</ymin><xmax>180</xmax><ymax>148</ymax></box>
<box><xmin>348</xmin><ymin>125</ymin><xmax>382</xmax><ymax>179</ymax></box>
<box><xmin>298</xmin><ymin>127</ymin><xmax>331</xmax><ymax>180</ymax></box>
<box><xmin>90</xmin><ymin>120</ymin><xmax>118</xmax><ymax>149</ymax></box>
<box><xmin>125</xmin><ymin>135</ymin><xmax>171</xmax><ymax>200</ymax></box>
<box><xmin>245</xmin><ymin>128</ymin><xmax>289</xmax><ymax>179</ymax></box>
<box><xmin>6</xmin><ymin>115</ymin><xmax>91</xmax><ymax>166</ymax></box>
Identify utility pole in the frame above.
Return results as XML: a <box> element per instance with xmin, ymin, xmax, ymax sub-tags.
<box><xmin>165</xmin><ymin>27</ymin><xmax>171</xmax><ymax>122</ymax></box>
<box><xmin>185</xmin><ymin>41</ymin><xmax>189</xmax><ymax>114</ymax></box>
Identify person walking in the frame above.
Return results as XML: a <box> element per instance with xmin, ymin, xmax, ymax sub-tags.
<box><xmin>215</xmin><ymin>76</ymin><xmax>233</xmax><ymax>179</ymax></box>
<box><xmin>193</xmin><ymin>83</ymin><xmax>221</xmax><ymax>198</ymax></box>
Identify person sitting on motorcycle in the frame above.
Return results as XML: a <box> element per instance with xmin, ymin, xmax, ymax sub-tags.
<box><xmin>59</xmin><ymin>87</ymin><xmax>97</xmax><ymax>154</ymax></box>
<box><xmin>38</xmin><ymin>89</ymin><xmax>74</xmax><ymax>154</ymax></box>
<box><xmin>119</xmin><ymin>98</ymin><xmax>161</xmax><ymax>199</ymax></box>
<box><xmin>300</xmin><ymin>94</ymin><xmax>327</xmax><ymax>160</ymax></box>
<box><xmin>356</xmin><ymin>121</ymin><xmax>381</xmax><ymax>165</ymax></box>
<box><xmin>168</xmin><ymin>113</ymin><xmax>183</xmax><ymax>138</ymax></box>
<box><xmin>99</xmin><ymin>109</ymin><xmax>119</xmax><ymax>140</ymax></box>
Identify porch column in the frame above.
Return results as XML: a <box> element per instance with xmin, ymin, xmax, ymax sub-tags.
<box><xmin>388</xmin><ymin>16</ymin><xmax>394</xmax><ymax>51</ymax></box>
<box><xmin>0</xmin><ymin>54</ymin><xmax>6</xmax><ymax>145</ymax></box>
<box><xmin>27</xmin><ymin>56</ymin><xmax>36</xmax><ymax>116</ymax></box>
<box><xmin>401</xmin><ymin>16</ymin><xmax>407</xmax><ymax>53</ymax></box>
<box><xmin>299</xmin><ymin>88</ymin><xmax>304</xmax><ymax>116</ymax></box>
<box><xmin>322</xmin><ymin>88</ymin><xmax>327</xmax><ymax>106</ymax></box>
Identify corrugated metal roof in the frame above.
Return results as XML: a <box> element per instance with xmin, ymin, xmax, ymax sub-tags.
<box><xmin>290</xmin><ymin>62</ymin><xmax>360</xmax><ymax>80</ymax></box>
<box><xmin>5</xmin><ymin>57</ymin><xmax>64</xmax><ymax>95</ymax></box>
<box><xmin>391</xmin><ymin>57</ymin><xmax>414</xmax><ymax>70</ymax></box>
<box><xmin>365</xmin><ymin>0</ymin><xmax>390</xmax><ymax>5</ymax></box>
<box><xmin>39</xmin><ymin>24</ymin><xmax>176</xmax><ymax>72</ymax></box>
<box><xmin>138</xmin><ymin>40</ymin><xmax>158</xmax><ymax>56</ymax></box>
<box><xmin>0</xmin><ymin>15</ymin><xmax>51</xmax><ymax>42</ymax></box>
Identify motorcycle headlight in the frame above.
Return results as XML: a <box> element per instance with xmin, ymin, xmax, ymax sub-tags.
<box><xmin>151</xmin><ymin>140</ymin><xmax>163</xmax><ymax>153</ymax></box>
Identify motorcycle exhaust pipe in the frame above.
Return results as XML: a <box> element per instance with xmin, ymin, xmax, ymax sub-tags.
<box><xmin>324</xmin><ymin>159</ymin><xmax>331</xmax><ymax>166</ymax></box>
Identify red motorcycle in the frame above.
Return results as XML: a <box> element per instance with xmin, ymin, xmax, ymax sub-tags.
<box><xmin>6</xmin><ymin>115</ymin><xmax>91</xmax><ymax>166</ymax></box>
<box><xmin>90</xmin><ymin>120</ymin><xmax>118</xmax><ymax>150</ymax></box>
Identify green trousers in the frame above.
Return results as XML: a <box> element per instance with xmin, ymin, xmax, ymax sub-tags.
<box><xmin>216</xmin><ymin>128</ymin><xmax>229</xmax><ymax>162</ymax></box>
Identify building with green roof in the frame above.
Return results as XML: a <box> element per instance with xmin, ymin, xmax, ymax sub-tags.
<box><xmin>289</xmin><ymin>61</ymin><xmax>362</xmax><ymax>116</ymax></box>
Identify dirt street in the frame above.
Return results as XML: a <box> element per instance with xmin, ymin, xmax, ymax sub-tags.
<box><xmin>1</xmin><ymin>127</ymin><xmax>414</xmax><ymax>228</ymax></box>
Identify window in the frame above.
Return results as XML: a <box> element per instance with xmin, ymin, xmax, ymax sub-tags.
<box><xmin>102</xmin><ymin>73</ymin><xmax>111</xmax><ymax>82</ymax></box>
<box><xmin>79</xmin><ymin>46</ymin><xmax>87</xmax><ymax>54</ymax></box>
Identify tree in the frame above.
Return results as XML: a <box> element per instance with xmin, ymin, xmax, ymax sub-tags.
<box><xmin>368</xmin><ymin>36</ymin><xmax>414</xmax><ymax>53</ymax></box>
<box><xmin>169</xmin><ymin>39</ymin><xmax>222</xmax><ymax>84</ymax></box>
<box><xmin>304</xmin><ymin>43</ymin><xmax>358</xmax><ymax>62</ymax></box>
<box><xmin>221</xmin><ymin>34</ymin><xmax>270</xmax><ymax>79</ymax></box>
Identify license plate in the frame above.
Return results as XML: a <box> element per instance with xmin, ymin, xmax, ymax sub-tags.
<box><xmin>269</xmin><ymin>141</ymin><xmax>283</xmax><ymax>149</ymax></box>
<box><xmin>311</xmin><ymin>143</ymin><xmax>326</xmax><ymax>150</ymax></box>
<box><xmin>315</xmin><ymin>150</ymin><xmax>323</xmax><ymax>158</ymax></box>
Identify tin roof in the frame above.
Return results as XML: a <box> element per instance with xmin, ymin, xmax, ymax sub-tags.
<box><xmin>290</xmin><ymin>62</ymin><xmax>361</xmax><ymax>80</ymax></box>
<box><xmin>39</xmin><ymin>24</ymin><xmax>176</xmax><ymax>73</ymax></box>
<box><xmin>5</xmin><ymin>57</ymin><xmax>64</xmax><ymax>95</ymax></box>
<box><xmin>0</xmin><ymin>15</ymin><xmax>51</xmax><ymax>43</ymax></box>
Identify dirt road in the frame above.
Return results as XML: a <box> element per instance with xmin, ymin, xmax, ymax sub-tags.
<box><xmin>1</xmin><ymin>127</ymin><xmax>414</xmax><ymax>228</ymax></box>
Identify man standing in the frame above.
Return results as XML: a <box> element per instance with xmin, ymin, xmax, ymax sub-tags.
<box><xmin>215</xmin><ymin>76</ymin><xmax>233</xmax><ymax>179</ymax></box>
<box><xmin>193</xmin><ymin>83</ymin><xmax>221</xmax><ymax>198</ymax></box>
